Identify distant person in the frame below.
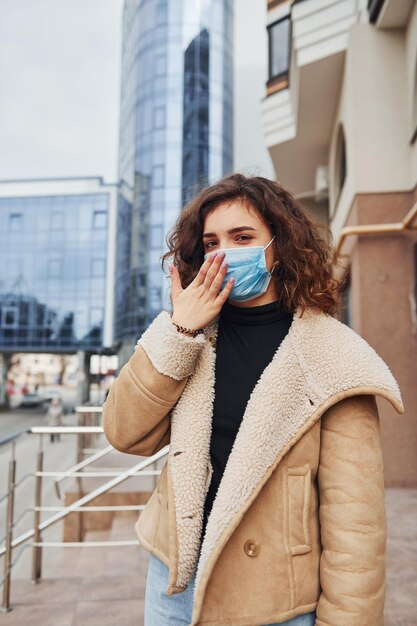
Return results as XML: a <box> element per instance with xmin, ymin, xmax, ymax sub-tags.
<box><xmin>46</xmin><ymin>397</ymin><xmax>64</xmax><ymax>442</ymax></box>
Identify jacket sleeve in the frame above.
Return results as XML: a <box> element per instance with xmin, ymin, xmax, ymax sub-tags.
<box><xmin>315</xmin><ymin>393</ymin><xmax>387</xmax><ymax>626</ymax></box>
<box><xmin>101</xmin><ymin>310</ymin><xmax>207</xmax><ymax>457</ymax></box>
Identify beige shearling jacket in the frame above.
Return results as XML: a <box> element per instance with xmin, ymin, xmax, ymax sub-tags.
<box><xmin>102</xmin><ymin>304</ymin><xmax>404</xmax><ymax>626</ymax></box>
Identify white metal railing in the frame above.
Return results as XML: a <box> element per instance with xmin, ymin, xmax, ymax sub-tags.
<box><xmin>0</xmin><ymin>409</ymin><xmax>168</xmax><ymax>614</ymax></box>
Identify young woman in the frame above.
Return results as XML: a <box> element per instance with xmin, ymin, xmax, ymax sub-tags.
<box><xmin>102</xmin><ymin>174</ymin><xmax>404</xmax><ymax>626</ymax></box>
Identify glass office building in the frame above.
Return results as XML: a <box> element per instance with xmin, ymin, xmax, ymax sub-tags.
<box><xmin>115</xmin><ymin>0</ymin><xmax>234</xmax><ymax>355</ymax></box>
<box><xmin>0</xmin><ymin>177</ymin><xmax>117</xmax><ymax>353</ymax></box>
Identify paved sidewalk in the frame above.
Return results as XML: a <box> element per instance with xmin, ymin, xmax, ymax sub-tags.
<box><xmin>1</xmin><ymin>488</ymin><xmax>416</xmax><ymax>624</ymax></box>
<box><xmin>2</xmin><ymin>516</ymin><xmax>148</xmax><ymax>626</ymax></box>
<box><xmin>385</xmin><ymin>488</ymin><xmax>417</xmax><ymax>625</ymax></box>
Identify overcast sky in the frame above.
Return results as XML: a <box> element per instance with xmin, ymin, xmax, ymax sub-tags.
<box><xmin>0</xmin><ymin>0</ymin><xmax>124</xmax><ymax>183</ymax></box>
<box><xmin>0</xmin><ymin>0</ymin><xmax>273</xmax><ymax>184</ymax></box>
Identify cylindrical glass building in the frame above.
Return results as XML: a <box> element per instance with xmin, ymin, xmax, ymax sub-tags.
<box><xmin>115</xmin><ymin>0</ymin><xmax>233</xmax><ymax>357</ymax></box>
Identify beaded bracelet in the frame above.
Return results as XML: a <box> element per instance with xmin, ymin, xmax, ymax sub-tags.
<box><xmin>170</xmin><ymin>315</ymin><xmax>204</xmax><ymax>338</ymax></box>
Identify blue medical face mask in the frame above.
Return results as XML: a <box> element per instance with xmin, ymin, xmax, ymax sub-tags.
<box><xmin>203</xmin><ymin>235</ymin><xmax>276</xmax><ymax>302</ymax></box>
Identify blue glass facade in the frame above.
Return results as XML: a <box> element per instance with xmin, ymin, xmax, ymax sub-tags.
<box><xmin>0</xmin><ymin>191</ymin><xmax>110</xmax><ymax>351</ymax></box>
<box><xmin>115</xmin><ymin>0</ymin><xmax>234</xmax><ymax>348</ymax></box>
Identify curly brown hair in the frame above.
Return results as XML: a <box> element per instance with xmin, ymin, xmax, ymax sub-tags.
<box><xmin>161</xmin><ymin>173</ymin><xmax>346</xmax><ymax>317</ymax></box>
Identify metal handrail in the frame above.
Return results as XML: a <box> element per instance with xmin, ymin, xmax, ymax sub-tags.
<box><xmin>52</xmin><ymin>443</ymin><xmax>115</xmax><ymax>499</ymax></box>
<box><xmin>0</xmin><ymin>428</ymin><xmax>31</xmax><ymax>449</ymax></box>
<box><xmin>36</xmin><ymin>470</ymin><xmax>162</xmax><ymax>477</ymax></box>
<box><xmin>0</xmin><ymin>425</ymin><xmax>103</xmax><ymax>450</ymax></box>
<box><xmin>0</xmin><ymin>444</ymin><xmax>168</xmax><ymax>557</ymax></box>
<box><xmin>34</xmin><ymin>505</ymin><xmax>146</xmax><ymax>511</ymax></box>
<box><xmin>0</xmin><ymin>411</ymin><xmax>169</xmax><ymax>613</ymax></box>
<box><xmin>0</xmin><ymin>427</ymin><xmax>108</xmax><ymax>505</ymax></box>
<box><xmin>334</xmin><ymin>200</ymin><xmax>417</xmax><ymax>259</ymax></box>
<box><xmin>74</xmin><ymin>406</ymin><xmax>103</xmax><ymax>413</ymax></box>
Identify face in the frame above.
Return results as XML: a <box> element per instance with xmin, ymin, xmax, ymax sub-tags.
<box><xmin>202</xmin><ymin>199</ymin><xmax>278</xmax><ymax>306</ymax></box>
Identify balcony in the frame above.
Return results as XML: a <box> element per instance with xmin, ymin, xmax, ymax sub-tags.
<box><xmin>261</xmin><ymin>0</ymin><xmax>362</xmax><ymax>193</ymax></box>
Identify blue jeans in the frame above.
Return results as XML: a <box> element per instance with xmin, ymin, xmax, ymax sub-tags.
<box><xmin>144</xmin><ymin>552</ymin><xmax>316</xmax><ymax>626</ymax></box>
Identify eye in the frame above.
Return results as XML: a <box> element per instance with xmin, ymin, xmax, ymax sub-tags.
<box><xmin>204</xmin><ymin>235</ymin><xmax>252</xmax><ymax>249</ymax></box>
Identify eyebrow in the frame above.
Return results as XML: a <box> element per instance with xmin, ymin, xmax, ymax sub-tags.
<box><xmin>202</xmin><ymin>226</ymin><xmax>257</xmax><ymax>239</ymax></box>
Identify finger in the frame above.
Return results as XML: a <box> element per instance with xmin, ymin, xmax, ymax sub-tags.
<box><xmin>215</xmin><ymin>276</ymin><xmax>235</xmax><ymax>304</ymax></box>
<box><xmin>169</xmin><ymin>265</ymin><xmax>183</xmax><ymax>299</ymax></box>
<box><xmin>202</xmin><ymin>253</ymin><xmax>226</xmax><ymax>290</ymax></box>
<box><xmin>192</xmin><ymin>253</ymin><xmax>218</xmax><ymax>288</ymax></box>
<box><xmin>208</xmin><ymin>259</ymin><xmax>229</xmax><ymax>298</ymax></box>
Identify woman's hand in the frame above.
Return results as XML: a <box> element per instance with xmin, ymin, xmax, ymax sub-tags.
<box><xmin>169</xmin><ymin>251</ymin><xmax>234</xmax><ymax>331</ymax></box>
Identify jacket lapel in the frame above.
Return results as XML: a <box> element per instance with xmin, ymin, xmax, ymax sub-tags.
<box><xmin>167</xmin><ymin>304</ymin><xmax>404</xmax><ymax>597</ymax></box>
<box><xmin>167</xmin><ymin>304</ymin><xmax>309</xmax><ymax>591</ymax></box>
<box><xmin>193</xmin><ymin>304</ymin><xmax>318</xmax><ymax>594</ymax></box>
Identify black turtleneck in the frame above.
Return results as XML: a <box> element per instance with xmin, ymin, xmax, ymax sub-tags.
<box><xmin>200</xmin><ymin>296</ymin><xmax>294</xmax><ymax>545</ymax></box>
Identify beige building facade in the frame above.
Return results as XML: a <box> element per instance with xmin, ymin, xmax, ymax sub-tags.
<box><xmin>261</xmin><ymin>0</ymin><xmax>417</xmax><ymax>486</ymax></box>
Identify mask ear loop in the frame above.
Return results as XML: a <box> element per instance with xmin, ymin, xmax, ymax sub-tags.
<box><xmin>264</xmin><ymin>234</ymin><xmax>276</xmax><ymax>250</ymax></box>
<box><xmin>265</xmin><ymin>235</ymin><xmax>277</xmax><ymax>274</ymax></box>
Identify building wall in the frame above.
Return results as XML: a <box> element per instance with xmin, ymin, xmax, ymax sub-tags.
<box><xmin>328</xmin><ymin>10</ymin><xmax>417</xmax><ymax>485</ymax></box>
<box><xmin>263</xmin><ymin>0</ymin><xmax>417</xmax><ymax>485</ymax></box>
<box><xmin>342</xmin><ymin>189</ymin><xmax>417</xmax><ymax>486</ymax></box>
<box><xmin>329</xmin><ymin>18</ymin><xmax>417</xmax><ymax>237</ymax></box>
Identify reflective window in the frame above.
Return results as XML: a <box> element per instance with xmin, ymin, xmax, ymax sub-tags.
<box><xmin>51</xmin><ymin>211</ymin><xmax>64</xmax><ymax>229</ymax></box>
<box><xmin>153</xmin><ymin>165</ymin><xmax>165</xmax><ymax>188</ymax></box>
<box><xmin>48</xmin><ymin>259</ymin><xmax>62</xmax><ymax>278</ymax></box>
<box><xmin>155</xmin><ymin>53</ymin><xmax>166</xmax><ymax>76</ymax></box>
<box><xmin>91</xmin><ymin>258</ymin><xmax>106</xmax><ymax>277</ymax></box>
<box><xmin>154</xmin><ymin>106</ymin><xmax>165</xmax><ymax>128</ymax></box>
<box><xmin>268</xmin><ymin>16</ymin><xmax>291</xmax><ymax>81</ymax></box>
<box><xmin>90</xmin><ymin>307</ymin><xmax>104</xmax><ymax>327</ymax></box>
<box><xmin>1</xmin><ymin>306</ymin><xmax>18</xmax><ymax>328</ymax></box>
<box><xmin>0</xmin><ymin>192</ymin><xmax>109</xmax><ymax>350</ymax></box>
<box><xmin>93</xmin><ymin>210</ymin><xmax>107</xmax><ymax>229</ymax></box>
<box><xmin>9</xmin><ymin>213</ymin><xmax>22</xmax><ymax>230</ymax></box>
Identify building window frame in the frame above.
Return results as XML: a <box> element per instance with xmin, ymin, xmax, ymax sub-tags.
<box><xmin>91</xmin><ymin>258</ymin><xmax>106</xmax><ymax>278</ymax></box>
<box><xmin>9</xmin><ymin>212</ymin><xmax>23</xmax><ymax>231</ymax></box>
<box><xmin>266</xmin><ymin>14</ymin><xmax>292</xmax><ymax>94</ymax></box>
<box><xmin>48</xmin><ymin>258</ymin><xmax>62</xmax><ymax>278</ymax></box>
<box><xmin>152</xmin><ymin>165</ymin><xmax>165</xmax><ymax>188</ymax></box>
<box><xmin>89</xmin><ymin>307</ymin><xmax>103</xmax><ymax>327</ymax></box>
<box><xmin>93</xmin><ymin>210</ymin><xmax>107</xmax><ymax>230</ymax></box>
<box><xmin>155</xmin><ymin>53</ymin><xmax>166</xmax><ymax>77</ymax></box>
<box><xmin>51</xmin><ymin>210</ymin><xmax>64</xmax><ymax>230</ymax></box>
<box><xmin>367</xmin><ymin>0</ymin><xmax>385</xmax><ymax>24</ymax></box>
<box><xmin>154</xmin><ymin>106</ymin><xmax>165</xmax><ymax>129</ymax></box>
<box><xmin>1</xmin><ymin>305</ymin><xmax>19</xmax><ymax>329</ymax></box>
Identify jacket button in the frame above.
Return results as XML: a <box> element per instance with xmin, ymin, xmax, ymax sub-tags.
<box><xmin>244</xmin><ymin>539</ymin><xmax>260</xmax><ymax>557</ymax></box>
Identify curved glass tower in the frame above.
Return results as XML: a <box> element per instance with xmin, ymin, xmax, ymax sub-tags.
<box><xmin>115</xmin><ymin>0</ymin><xmax>233</xmax><ymax>357</ymax></box>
